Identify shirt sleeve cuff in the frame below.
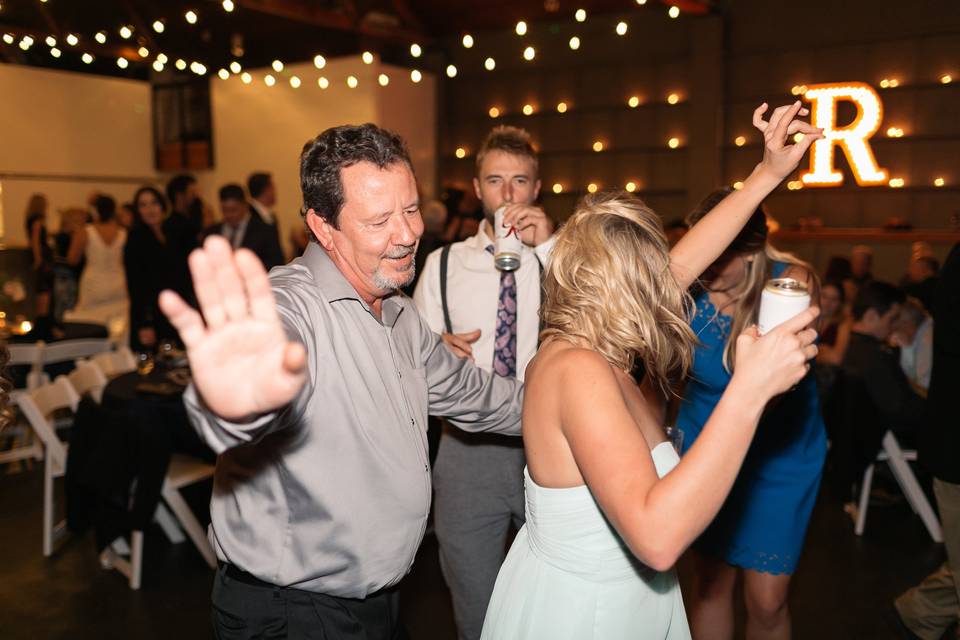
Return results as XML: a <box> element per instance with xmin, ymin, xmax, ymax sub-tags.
<box><xmin>534</xmin><ymin>235</ymin><xmax>557</xmax><ymax>264</ymax></box>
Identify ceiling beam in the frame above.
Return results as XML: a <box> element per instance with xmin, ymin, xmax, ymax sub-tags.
<box><xmin>236</xmin><ymin>0</ymin><xmax>425</xmax><ymax>43</ymax></box>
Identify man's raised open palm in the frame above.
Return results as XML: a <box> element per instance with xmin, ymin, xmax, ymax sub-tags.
<box><xmin>159</xmin><ymin>235</ymin><xmax>307</xmax><ymax>421</ymax></box>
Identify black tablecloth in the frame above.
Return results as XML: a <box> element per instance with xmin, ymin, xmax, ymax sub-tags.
<box><xmin>65</xmin><ymin>368</ymin><xmax>214</xmax><ymax>551</ymax></box>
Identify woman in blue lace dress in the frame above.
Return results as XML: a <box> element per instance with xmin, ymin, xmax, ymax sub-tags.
<box><xmin>677</xmin><ymin>189</ymin><xmax>825</xmax><ymax>639</ymax></box>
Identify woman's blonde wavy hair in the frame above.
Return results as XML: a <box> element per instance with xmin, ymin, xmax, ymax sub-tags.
<box><xmin>540</xmin><ymin>192</ymin><xmax>696</xmax><ymax>394</ymax></box>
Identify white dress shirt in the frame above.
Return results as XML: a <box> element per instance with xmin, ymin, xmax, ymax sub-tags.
<box><xmin>899</xmin><ymin>316</ymin><xmax>934</xmax><ymax>390</ymax></box>
<box><xmin>223</xmin><ymin>215</ymin><xmax>250</xmax><ymax>249</ymax></box>
<box><xmin>413</xmin><ymin>222</ymin><xmax>554</xmax><ymax>382</ymax></box>
<box><xmin>249</xmin><ymin>198</ymin><xmax>275</xmax><ymax>225</ymax></box>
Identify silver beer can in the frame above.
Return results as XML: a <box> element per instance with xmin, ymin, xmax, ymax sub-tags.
<box><xmin>757</xmin><ymin>277</ymin><xmax>810</xmax><ymax>335</ymax></box>
<box><xmin>493</xmin><ymin>205</ymin><xmax>522</xmax><ymax>271</ymax></box>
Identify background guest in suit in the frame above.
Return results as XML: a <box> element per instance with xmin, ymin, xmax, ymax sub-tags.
<box><xmin>166</xmin><ymin>173</ymin><xmax>213</xmax><ymax>241</ymax></box>
<box><xmin>247</xmin><ymin>171</ymin><xmax>279</xmax><ymax>228</ymax></box>
<box><xmin>204</xmin><ymin>183</ymin><xmax>285</xmax><ymax>271</ymax></box>
<box><xmin>893</xmin><ymin>242</ymin><xmax>960</xmax><ymax>639</ymax></box>
<box><xmin>124</xmin><ymin>186</ymin><xmax>197</xmax><ymax>351</ymax></box>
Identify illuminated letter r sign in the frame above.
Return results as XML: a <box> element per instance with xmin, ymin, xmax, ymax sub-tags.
<box><xmin>801</xmin><ymin>82</ymin><xmax>889</xmax><ymax>187</ymax></box>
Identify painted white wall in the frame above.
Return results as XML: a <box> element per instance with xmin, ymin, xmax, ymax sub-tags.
<box><xmin>0</xmin><ymin>57</ymin><xmax>437</xmax><ymax>253</ymax></box>
<box><xmin>0</xmin><ymin>63</ymin><xmax>154</xmax><ymax>244</ymax></box>
<box><xmin>196</xmin><ymin>56</ymin><xmax>436</xmax><ymax>255</ymax></box>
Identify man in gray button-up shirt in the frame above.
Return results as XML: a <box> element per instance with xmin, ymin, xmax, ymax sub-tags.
<box><xmin>161</xmin><ymin>124</ymin><xmax>522</xmax><ymax>639</ymax></box>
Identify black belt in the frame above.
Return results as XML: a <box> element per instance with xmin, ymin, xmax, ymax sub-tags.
<box><xmin>220</xmin><ymin>562</ymin><xmax>277</xmax><ymax>589</ymax></box>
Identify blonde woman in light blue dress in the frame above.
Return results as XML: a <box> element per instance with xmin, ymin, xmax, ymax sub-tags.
<box><xmin>481</xmin><ymin>102</ymin><xmax>823</xmax><ymax>640</ymax></box>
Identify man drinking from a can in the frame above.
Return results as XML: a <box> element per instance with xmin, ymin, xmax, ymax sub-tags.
<box><xmin>413</xmin><ymin>125</ymin><xmax>554</xmax><ymax>640</ymax></box>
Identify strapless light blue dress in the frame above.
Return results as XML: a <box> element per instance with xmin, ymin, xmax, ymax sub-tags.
<box><xmin>481</xmin><ymin>442</ymin><xmax>691</xmax><ymax>639</ymax></box>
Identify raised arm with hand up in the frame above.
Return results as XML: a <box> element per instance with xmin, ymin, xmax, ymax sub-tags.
<box><xmin>158</xmin><ymin>235</ymin><xmax>307</xmax><ymax>421</ymax></box>
<box><xmin>670</xmin><ymin>100</ymin><xmax>824</xmax><ymax>289</ymax></box>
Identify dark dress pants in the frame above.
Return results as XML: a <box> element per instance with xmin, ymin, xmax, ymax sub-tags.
<box><xmin>212</xmin><ymin>564</ymin><xmax>408</xmax><ymax>640</ymax></box>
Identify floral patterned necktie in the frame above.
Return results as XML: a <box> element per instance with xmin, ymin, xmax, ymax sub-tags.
<box><xmin>487</xmin><ymin>245</ymin><xmax>517</xmax><ymax>377</ymax></box>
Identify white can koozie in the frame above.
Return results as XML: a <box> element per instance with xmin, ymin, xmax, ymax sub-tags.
<box><xmin>757</xmin><ymin>278</ymin><xmax>810</xmax><ymax>335</ymax></box>
<box><xmin>493</xmin><ymin>205</ymin><xmax>522</xmax><ymax>271</ymax></box>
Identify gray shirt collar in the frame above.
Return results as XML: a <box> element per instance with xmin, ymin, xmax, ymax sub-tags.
<box><xmin>300</xmin><ymin>242</ymin><xmax>405</xmax><ymax>327</ymax></box>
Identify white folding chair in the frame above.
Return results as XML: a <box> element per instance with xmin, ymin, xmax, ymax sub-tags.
<box><xmin>855</xmin><ymin>430</ymin><xmax>943</xmax><ymax>543</ymax></box>
<box><xmin>89</xmin><ymin>346</ymin><xmax>137</xmax><ymax>379</ymax></box>
<box><xmin>102</xmin><ymin>455</ymin><xmax>217</xmax><ymax>589</ymax></box>
<box><xmin>43</xmin><ymin>338</ymin><xmax>112</xmax><ymax>368</ymax></box>
<box><xmin>66</xmin><ymin>361</ymin><xmax>108</xmax><ymax>404</ymax></box>
<box><xmin>7</xmin><ymin>341</ymin><xmax>47</xmax><ymax>390</ymax></box>
<box><xmin>12</xmin><ymin>377</ymin><xmax>80</xmax><ymax>556</ymax></box>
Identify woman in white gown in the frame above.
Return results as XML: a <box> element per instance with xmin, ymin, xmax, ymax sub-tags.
<box><xmin>481</xmin><ymin>102</ymin><xmax>823</xmax><ymax>640</ymax></box>
<box><xmin>64</xmin><ymin>194</ymin><xmax>129</xmax><ymax>339</ymax></box>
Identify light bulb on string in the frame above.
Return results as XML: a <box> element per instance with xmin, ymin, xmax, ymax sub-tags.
<box><xmin>185</xmin><ymin>10</ymin><xmax>198</xmax><ymax>24</ymax></box>
<box><xmin>552</xmin><ymin>183</ymin><xmax>563</xmax><ymax>194</ymax></box>
<box><xmin>446</xmin><ymin>64</ymin><xmax>457</xmax><ymax>78</ymax></box>
<box><xmin>575</xmin><ymin>9</ymin><xmax>586</xmax><ymax>22</ymax></box>
<box><xmin>152</xmin><ymin>20</ymin><xmax>164</xmax><ymax>33</ymax></box>
<box><xmin>628</xmin><ymin>95</ymin><xmax>640</xmax><ymax>108</ymax></box>
<box><xmin>175</xmin><ymin>58</ymin><xmax>187</xmax><ymax>70</ymax></box>
<box><xmin>569</xmin><ymin>36</ymin><xmax>580</xmax><ymax>50</ymax></box>
<box><xmin>410</xmin><ymin>43</ymin><xmax>422</xmax><ymax>57</ymax></box>
<box><xmin>65</xmin><ymin>34</ymin><xmax>78</xmax><ymax>46</ymax></box>
<box><xmin>218</xmin><ymin>69</ymin><xmax>230</xmax><ymax>80</ymax></box>
<box><xmin>82</xmin><ymin>52</ymin><xmax>94</xmax><ymax>64</ymax></box>
<box><xmin>523</xmin><ymin>46</ymin><xmax>535</xmax><ymax>61</ymax></box>
<box><xmin>314</xmin><ymin>55</ymin><xmax>326</xmax><ymax>69</ymax></box>
<box><xmin>410</xmin><ymin>69</ymin><xmax>422</xmax><ymax>83</ymax></box>
<box><xmin>241</xmin><ymin>72</ymin><xmax>252</xmax><ymax>84</ymax></box>
<box><xmin>462</xmin><ymin>34</ymin><xmax>474</xmax><ymax>48</ymax></box>
<box><xmin>49</xmin><ymin>47</ymin><xmax>61</xmax><ymax>58</ymax></box>
<box><xmin>378</xmin><ymin>73</ymin><xmax>390</xmax><ymax>86</ymax></box>
<box><xmin>45</xmin><ymin>36</ymin><xmax>56</xmax><ymax>47</ymax></box>
<box><xmin>362</xmin><ymin>51</ymin><xmax>374</xmax><ymax>64</ymax></box>
<box><xmin>522</xmin><ymin>104</ymin><xmax>534</xmax><ymax>115</ymax></box>
<box><xmin>272</xmin><ymin>59</ymin><xmax>283</xmax><ymax>72</ymax></box>
<box><xmin>317</xmin><ymin>76</ymin><xmax>329</xmax><ymax>89</ymax></box>
<box><xmin>587</xmin><ymin>182</ymin><xmax>598</xmax><ymax>193</ymax></box>
<box><xmin>95</xmin><ymin>31</ymin><xmax>106</xmax><ymax>44</ymax></box>
<box><xmin>556</xmin><ymin>101</ymin><xmax>568</xmax><ymax>113</ymax></box>
<box><xmin>668</xmin><ymin>6</ymin><xmax>680</xmax><ymax>18</ymax></box>
<box><xmin>289</xmin><ymin>75</ymin><xmax>301</xmax><ymax>88</ymax></box>
<box><xmin>625</xmin><ymin>181</ymin><xmax>637</xmax><ymax>192</ymax></box>
<box><xmin>229</xmin><ymin>61</ymin><xmax>241</xmax><ymax>74</ymax></box>
<box><xmin>347</xmin><ymin>75</ymin><xmax>358</xmax><ymax>88</ymax></box>
<box><xmin>484</xmin><ymin>57</ymin><xmax>496</xmax><ymax>71</ymax></box>
<box><xmin>138</xmin><ymin>46</ymin><xmax>149</xmax><ymax>58</ymax></box>
<box><xmin>616</xmin><ymin>21</ymin><xmax>628</xmax><ymax>36</ymax></box>
<box><xmin>3</xmin><ymin>34</ymin><xmax>14</xmax><ymax>45</ymax></box>
<box><xmin>117</xmin><ymin>57</ymin><xmax>129</xmax><ymax>69</ymax></box>
<box><xmin>157</xmin><ymin>53</ymin><xmax>168</xmax><ymax>64</ymax></box>
<box><xmin>119</xmin><ymin>26</ymin><xmax>132</xmax><ymax>39</ymax></box>
<box><xmin>515</xmin><ymin>21</ymin><xmax>527</xmax><ymax>36</ymax></box>
<box><xmin>152</xmin><ymin>60</ymin><xmax>164</xmax><ymax>72</ymax></box>
<box><xmin>455</xmin><ymin>147</ymin><xmax>467</xmax><ymax>159</ymax></box>
<box><xmin>222</xmin><ymin>0</ymin><xmax>235</xmax><ymax>11</ymax></box>
<box><xmin>264</xmin><ymin>74</ymin><xmax>276</xmax><ymax>86</ymax></box>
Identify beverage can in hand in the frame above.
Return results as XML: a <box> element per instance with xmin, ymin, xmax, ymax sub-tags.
<box><xmin>493</xmin><ymin>205</ymin><xmax>522</xmax><ymax>271</ymax></box>
<box><xmin>758</xmin><ymin>278</ymin><xmax>810</xmax><ymax>335</ymax></box>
